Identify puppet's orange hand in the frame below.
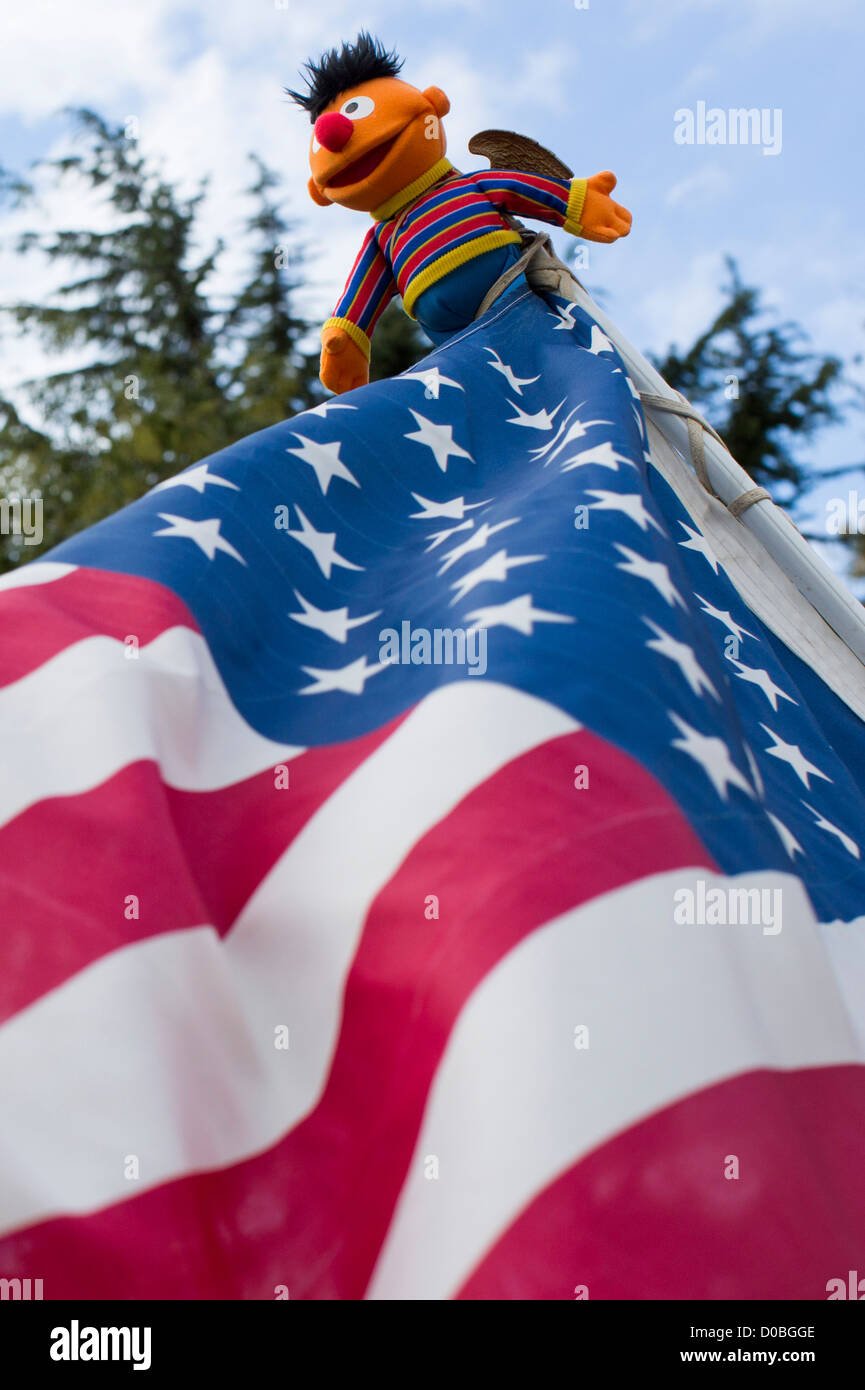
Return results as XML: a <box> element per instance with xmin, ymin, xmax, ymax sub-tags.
<box><xmin>579</xmin><ymin>171</ymin><xmax>632</xmax><ymax>244</ymax></box>
<box><xmin>320</xmin><ymin>325</ymin><xmax>369</xmax><ymax>395</ymax></box>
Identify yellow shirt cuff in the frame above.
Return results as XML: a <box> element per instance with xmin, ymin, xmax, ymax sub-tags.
<box><xmin>322</xmin><ymin>316</ymin><xmax>371</xmax><ymax>361</ymax></box>
<box><xmin>563</xmin><ymin>178</ymin><xmax>588</xmax><ymax>237</ymax></box>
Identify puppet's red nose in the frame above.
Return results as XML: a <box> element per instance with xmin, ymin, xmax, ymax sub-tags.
<box><xmin>314</xmin><ymin>112</ymin><xmax>353</xmax><ymax>153</ymax></box>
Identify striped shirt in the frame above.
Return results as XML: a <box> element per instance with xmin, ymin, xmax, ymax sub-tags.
<box><xmin>323</xmin><ymin>157</ymin><xmax>587</xmax><ymax>357</ymax></box>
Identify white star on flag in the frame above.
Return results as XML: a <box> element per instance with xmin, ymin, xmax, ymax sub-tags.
<box><xmin>153</xmin><ymin>514</ymin><xmax>245</xmax><ymax>564</ymax></box>
<box><xmin>760</xmin><ymin>726</ymin><xmax>831</xmax><ymax>789</ymax></box>
<box><xmin>424</xmin><ymin>521</ymin><xmax>474</xmax><ymax>552</ymax></box>
<box><xmin>679</xmin><ymin>521</ymin><xmax>720</xmax><ymax>573</ymax></box>
<box><xmin>285</xmin><ymin>434</ymin><xmax>359</xmax><ymax>495</ymax></box>
<box><xmin>616</xmin><ymin>546</ymin><xmax>686</xmax><ymax>608</ymax></box>
<box><xmin>506</xmin><ymin>400</ymin><xmax>565</xmax><ymax>430</ymax></box>
<box><xmin>560</xmin><ymin>441</ymin><xmax>638</xmax><ymax>474</ymax></box>
<box><xmin>150</xmin><ymin>464</ymin><xmax>239</xmax><ymax>495</ymax></box>
<box><xmin>669</xmin><ymin>713</ymin><xmax>754</xmax><ymax>800</ymax></box>
<box><xmin>298</xmin><ymin>655</ymin><xmax>386</xmax><ymax>696</ymax></box>
<box><xmin>530</xmin><ymin>405</ymin><xmax>613</xmax><ymax>463</ymax></box>
<box><xmin>303</xmin><ymin>400</ymin><xmax>358</xmax><ymax>418</ymax></box>
<box><xmin>483</xmin><ymin>347</ymin><xmax>539</xmax><ymax>394</ymax></box>
<box><xmin>801</xmin><ymin>803</ymin><xmax>860</xmax><ymax>859</ymax></box>
<box><xmin>766</xmin><ymin>811</ymin><xmax>804</xmax><ymax>859</ymax></box>
<box><xmin>417</xmin><ymin>519</ymin><xmax>470</xmax><ymax>550</ymax></box>
<box><xmin>644</xmin><ymin>619</ymin><xmax>718</xmax><ymax>698</ymax></box>
<box><xmin>400</xmin><ymin>366</ymin><xmax>464</xmax><ymax>398</ymax></box>
<box><xmin>614</xmin><ymin>372</ymin><xmax>646</xmax><ymax>438</ymax></box>
<box><xmin>437</xmin><ymin>519</ymin><xmax>519</xmax><ymax>574</ymax></box>
<box><xmin>287</xmin><ymin>507</ymin><xmax>363</xmax><ymax>579</ymax></box>
<box><xmin>588</xmin><ymin>325</ymin><xmax>615</xmax><ymax>355</ymax></box>
<box><xmin>409</xmin><ymin>493</ymin><xmax>488</xmax><ymax>522</ymax></box>
<box><xmin>404</xmin><ymin>412</ymin><xmax>474</xmax><ymax>472</ymax></box>
<box><xmin>744</xmin><ymin>743</ymin><xmax>765</xmax><ymax>799</ymax></box>
<box><xmin>289</xmin><ymin>590</ymin><xmax>380</xmax><ymax>643</ymax></box>
<box><xmin>465</xmin><ymin>594</ymin><xmax>574</xmax><ymax>635</ymax></box>
<box><xmin>694</xmin><ymin>596</ymin><xmax>755</xmax><ymax>642</ymax></box>
<box><xmin>587</xmin><ymin>490</ymin><xmax>665</xmax><ymax>533</ymax></box>
<box><xmin>450</xmin><ymin>549</ymin><xmax>544</xmax><ymax>603</ymax></box>
<box><xmin>550</xmin><ymin>302</ymin><xmax>579</xmax><ymax>331</ymax></box>
<box><xmin>730</xmin><ymin>660</ymin><xmax>796</xmax><ymax>712</ymax></box>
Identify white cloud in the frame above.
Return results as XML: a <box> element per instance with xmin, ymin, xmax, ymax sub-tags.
<box><xmin>665</xmin><ymin>163</ymin><xmax>731</xmax><ymax>207</ymax></box>
<box><xmin>0</xmin><ymin>0</ymin><xmax>175</xmax><ymax>122</ymax></box>
<box><xmin>0</xmin><ymin>1</ymin><xmax>360</xmax><ymax>124</ymax></box>
<box><xmin>508</xmin><ymin>45</ymin><xmax>576</xmax><ymax>115</ymax></box>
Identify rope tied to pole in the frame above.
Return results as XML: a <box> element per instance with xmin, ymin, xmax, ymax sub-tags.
<box><xmin>638</xmin><ymin>391</ymin><xmax>771</xmax><ymax>519</ymax></box>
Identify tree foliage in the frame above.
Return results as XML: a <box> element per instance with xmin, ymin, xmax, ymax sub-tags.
<box><xmin>650</xmin><ymin>257</ymin><xmax>843</xmax><ymax>506</ymax></box>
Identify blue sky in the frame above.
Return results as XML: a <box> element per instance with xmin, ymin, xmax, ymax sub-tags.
<box><xmin>2</xmin><ymin>0</ymin><xmax>863</xmax><ymax>560</ymax></box>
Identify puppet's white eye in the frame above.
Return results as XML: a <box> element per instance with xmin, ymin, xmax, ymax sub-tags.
<box><xmin>311</xmin><ymin>134</ymin><xmax>320</xmax><ymax>153</ymax></box>
<box><xmin>340</xmin><ymin>95</ymin><xmax>374</xmax><ymax>120</ymax></box>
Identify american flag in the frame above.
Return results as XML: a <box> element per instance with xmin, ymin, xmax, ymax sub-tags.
<box><xmin>1</xmin><ymin>285</ymin><xmax>864</xmax><ymax>1300</ymax></box>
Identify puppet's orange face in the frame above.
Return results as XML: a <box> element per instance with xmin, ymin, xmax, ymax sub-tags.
<box><xmin>307</xmin><ymin>76</ymin><xmax>449</xmax><ymax>213</ymax></box>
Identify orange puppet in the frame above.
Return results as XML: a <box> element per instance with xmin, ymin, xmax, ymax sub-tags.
<box><xmin>288</xmin><ymin>32</ymin><xmax>632</xmax><ymax>395</ymax></box>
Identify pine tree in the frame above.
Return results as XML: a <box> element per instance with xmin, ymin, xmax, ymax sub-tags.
<box><xmin>223</xmin><ymin>154</ymin><xmax>323</xmax><ymax>432</ymax></box>
<box><xmin>0</xmin><ymin>111</ymin><xmax>321</xmax><ymax>568</ymax></box>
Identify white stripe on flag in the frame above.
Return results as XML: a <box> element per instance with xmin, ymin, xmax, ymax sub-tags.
<box><xmin>0</xmin><ymin>680</ymin><xmax>578</xmax><ymax>1234</ymax></box>
<box><xmin>367</xmin><ymin>868</ymin><xmax>862</xmax><ymax>1300</ymax></box>
<box><xmin>0</xmin><ymin>562</ymin><xmax>76</xmax><ymax>592</ymax></box>
<box><xmin>0</xmin><ymin>627</ymin><xmax>301</xmax><ymax>826</ymax></box>
<box><xmin>818</xmin><ymin>913</ymin><xmax>865</xmax><ymax>1056</ymax></box>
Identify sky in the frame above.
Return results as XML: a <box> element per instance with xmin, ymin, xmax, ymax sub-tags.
<box><xmin>1</xmin><ymin>0</ymin><xmax>864</xmax><ymax>562</ymax></box>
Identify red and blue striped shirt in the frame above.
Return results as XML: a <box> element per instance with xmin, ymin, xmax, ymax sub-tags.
<box><xmin>324</xmin><ymin>158</ymin><xmax>587</xmax><ymax>356</ymax></box>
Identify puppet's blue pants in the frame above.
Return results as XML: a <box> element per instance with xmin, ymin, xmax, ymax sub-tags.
<box><xmin>413</xmin><ymin>241</ymin><xmax>525</xmax><ymax>345</ymax></box>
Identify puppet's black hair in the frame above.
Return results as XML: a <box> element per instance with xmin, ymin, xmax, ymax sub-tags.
<box><xmin>286</xmin><ymin>32</ymin><xmax>404</xmax><ymax>123</ymax></box>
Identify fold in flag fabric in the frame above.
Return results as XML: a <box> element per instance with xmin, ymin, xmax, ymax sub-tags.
<box><xmin>1</xmin><ymin>284</ymin><xmax>864</xmax><ymax>1301</ymax></box>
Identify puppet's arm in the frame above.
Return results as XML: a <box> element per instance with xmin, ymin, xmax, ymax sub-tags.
<box><xmin>320</xmin><ymin>228</ymin><xmax>396</xmax><ymax>394</ymax></box>
<box><xmin>472</xmin><ymin>169</ymin><xmax>631</xmax><ymax>243</ymax></box>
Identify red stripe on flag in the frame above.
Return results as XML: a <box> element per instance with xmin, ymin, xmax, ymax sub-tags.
<box><xmin>0</xmin><ymin>729</ymin><xmax>714</xmax><ymax>1297</ymax></box>
<box><xmin>0</xmin><ymin>567</ymin><xmax>198</xmax><ymax>687</ymax></box>
<box><xmin>455</xmin><ymin>1064</ymin><xmax>865</xmax><ymax>1300</ymax></box>
<box><xmin>0</xmin><ymin>717</ymin><xmax>405</xmax><ymax>1022</ymax></box>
